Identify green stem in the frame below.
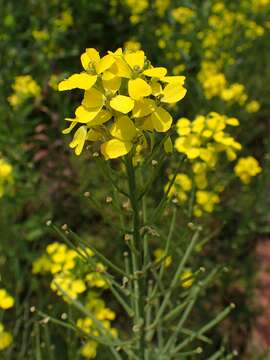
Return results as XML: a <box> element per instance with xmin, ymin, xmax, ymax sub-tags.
<box><xmin>125</xmin><ymin>154</ymin><xmax>146</xmax><ymax>360</ymax></box>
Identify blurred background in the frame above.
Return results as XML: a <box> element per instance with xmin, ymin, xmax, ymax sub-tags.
<box><xmin>0</xmin><ymin>0</ymin><xmax>270</xmax><ymax>359</ymax></box>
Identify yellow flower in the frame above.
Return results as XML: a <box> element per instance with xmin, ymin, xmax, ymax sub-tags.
<box><xmin>180</xmin><ymin>270</ymin><xmax>193</xmax><ymax>288</ymax></box>
<box><xmin>154</xmin><ymin>249</ymin><xmax>172</xmax><ymax>267</ymax></box>
<box><xmin>8</xmin><ymin>75</ymin><xmax>41</xmax><ymax>107</ymax></box>
<box><xmin>165</xmin><ymin>173</ymin><xmax>192</xmax><ymax>203</ymax></box>
<box><xmin>246</xmin><ymin>100</ymin><xmax>260</xmax><ymax>113</ymax></box>
<box><xmin>0</xmin><ymin>324</ymin><xmax>12</xmax><ymax>351</ymax></box>
<box><xmin>0</xmin><ymin>289</ymin><xmax>14</xmax><ymax>310</ymax></box>
<box><xmin>80</xmin><ymin>340</ymin><xmax>98</xmax><ymax>359</ymax></box>
<box><xmin>234</xmin><ymin>156</ymin><xmax>262</xmax><ymax>184</ymax></box>
<box><xmin>51</xmin><ymin>273</ymin><xmax>86</xmax><ymax>301</ymax></box>
<box><xmin>59</xmin><ymin>47</ymin><xmax>187</xmax><ymax>159</ymax></box>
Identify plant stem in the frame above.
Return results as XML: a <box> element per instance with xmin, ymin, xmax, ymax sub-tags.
<box><xmin>125</xmin><ymin>154</ymin><xmax>146</xmax><ymax>360</ymax></box>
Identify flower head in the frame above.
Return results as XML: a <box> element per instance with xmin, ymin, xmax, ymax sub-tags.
<box><xmin>59</xmin><ymin>48</ymin><xmax>187</xmax><ymax>159</ymax></box>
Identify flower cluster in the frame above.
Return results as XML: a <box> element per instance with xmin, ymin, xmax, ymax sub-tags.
<box><xmin>0</xmin><ymin>158</ymin><xmax>13</xmax><ymax>198</ymax></box>
<box><xmin>32</xmin><ymin>241</ymin><xmax>106</xmax><ymax>300</ymax></box>
<box><xmin>234</xmin><ymin>156</ymin><xmax>262</xmax><ymax>184</ymax></box>
<box><xmin>58</xmin><ymin>47</ymin><xmax>187</xmax><ymax>159</ymax></box>
<box><xmin>8</xmin><ymin>75</ymin><xmax>41</xmax><ymax>107</ymax></box>
<box><xmin>33</xmin><ymin>241</ymin><xmax>116</xmax><ymax>358</ymax></box>
<box><xmin>175</xmin><ymin>112</ymin><xmax>242</xmax><ymax>163</ymax></box>
<box><xmin>0</xmin><ymin>288</ymin><xmax>14</xmax><ymax>351</ymax></box>
<box><xmin>166</xmin><ymin>112</ymin><xmax>244</xmax><ymax>217</ymax></box>
<box><xmin>77</xmin><ymin>293</ymin><xmax>117</xmax><ymax>358</ymax></box>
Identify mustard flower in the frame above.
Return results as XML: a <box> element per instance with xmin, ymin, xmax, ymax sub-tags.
<box><xmin>154</xmin><ymin>248</ymin><xmax>172</xmax><ymax>267</ymax></box>
<box><xmin>180</xmin><ymin>270</ymin><xmax>194</xmax><ymax>288</ymax></box>
<box><xmin>58</xmin><ymin>48</ymin><xmax>187</xmax><ymax>159</ymax></box>
<box><xmin>234</xmin><ymin>156</ymin><xmax>262</xmax><ymax>184</ymax></box>
<box><xmin>0</xmin><ymin>324</ymin><xmax>12</xmax><ymax>351</ymax></box>
<box><xmin>8</xmin><ymin>75</ymin><xmax>41</xmax><ymax>107</ymax></box>
<box><xmin>0</xmin><ymin>158</ymin><xmax>13</xmax><ymax>198</ymax></box>
<box><xmin>0</xmin><ymin>289</ymin><xmax>14</xmax><ymax>310</ymax></box>
<box><xmin>175</xmin><ymin>112</ymin><xmax>242</xmax><ymax>164</ymax></box>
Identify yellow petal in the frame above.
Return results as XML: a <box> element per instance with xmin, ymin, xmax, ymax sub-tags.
<box><xmin>124</xmin><ymin>50</ymin><xmax>145</xmax><ymax>70</ymax></box>
<box><xmin>132</xmin><ymin>99</ymin><xmax>156</xmax><ymax>118</ymax></box>
<box><xmin>150</xmin><ymin>107</ymin><xmax>172</xmax><ymax>132</ymax></box>
<box><xmin>88</xmin><ymin>109</ymin><xmax>112</xmax><ymax>126</ymax></box>
<box><xmin>58</xmin><ymin>73</ymin><xmax>97</xmax><ymax>91</ymax></box>
<box><xmin>81</xmin><ymin>48</ymin><xmax>100</xmax><ymax>70</ymax></box>
<box><xmin>151</xmin><ymin>81</ymin><xmax>162</xmax><ymax>96</ymax></box>
<box><xmin>110</xmin><ymin>95</ymin><xmax>134</xmax><ymax>114</ymax></box>
<box><xmin>143</xmin><ymin>67</ymin><xmax>167</xmax><ymax>78</ymax></box>
<box><xmin>160</xmin><ymin>76</ymin><xmax>186</xmax><ymax>84</ymax></box>
<box><xmin>101</xmin><ymin>139</ymin><xmax>132</xmax><ymax>159</ymax></box>
<box><xmin>161</xmin><ymin>83</ymin><xmax>187</xmax><ymax>103</ymax></box>
<box><xmin>128</xmin><ymin>78</ymin><xmax>152</xmax><ymax>100</ymax></box>
<box><xmin>110</xmin><ymin>58</ymin><xmax>132</xmax><ymax>78</ymax></box>
<box><xmin>82</xmin><ymin>88</ymin><xmax>104</xmax><ymax>108</ymax></box>
<box><xmin>75</xmin><ymin>106</ymin><xmax>102</xmax><ymax>123</ymax></box>
<box><xmin>110</xmin><ymin>115</ymin><xmax>137</xmax><ymax>141</ymax></box>
<box><xmin>69</xmin><ymin>126</ymin><xmax>87</xmax><ymax>156</ymax></box>
<box><xmin>62</xmin><ymin>120</ymin><xmax>77</xmax><ymax>134</ymax></box>
<box><xmin>102</xmin><ymin>71</ymin><xmax>121</xmax><ymax>92</ymax></box>
<box><xmin>95</xmin><ymin>54</ymin><xmax>115</xmax><ymax>74</ymax></box>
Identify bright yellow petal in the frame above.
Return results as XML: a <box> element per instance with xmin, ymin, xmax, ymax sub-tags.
<box><xmin>128</xmin><ymin>78</ymin><xmax>152</xmax><ymax>100</ymax></box>
<box><xmin>81</xmin><ymin>48</ymin><xmax>100</xmax><ymax>70</ymax></box>
<box><xmin>151</xmin><ymin>81</ymin><xmax>162</xmax><ymax>96</ymax></box>
<box><xmin>143</xmin><ymin>67</ymin><xmax>167</xmax><ymax>78</ymax></box>
<box><xmin>110</xmin><ymin>58</ymin><xmax>132</xmax><ymax>78</ymax></box>
<box><xmin>88</xmin><ymin>109</ymin><xmax>112</xmax><ymax>126</ymax></box>
<box><xmin>124</xmin><ymin>50</ymin><xmax>145</xmax><ymax>70</ymax></box>
<box><xmin>110</xmin><ymin>95</ymin><xmax>134</xmax><ymax>114</ymax></box>
<box><xmin>75</xmin><ymin>106</ymin><xmax>102</xmax><ymax>123</ymax></box>
<box><xmin>132</xmin><ymin>99</ymin><xmax>156</xmax><ymax>118</ymax></box>
<box><xmin>161</xmin><ymin>83</ymin><xmax>187</xmax><ymax>104</ymax></box>
<box><xmin>150</xmin><ymin>107</ymin><xmax>172</xmax><ymax>132</ymax></box>
<box><xmin>82</xmin><ymin>88</ymin><xmax>104</xmax><ymax>108</ymax></box>
<box><xmin>95</xmin><ymin>54</ymin><xmax>115</xmax><ymax>74</ymax></box>
<box><xmin>110</xmin><ymin>115</ymin><xmax>137</xmax><ymax>141</ymax></box>
<box><xmin>69</xmin><ymin>126</ymin><xmax>87</xmax><ymax>155</ymax></box>
<box><xmin>101</xmin><ymin>139</ymin><xmax>132</xmax><ymax>159</ymax></box>
<box><xmin>160</xmin><ymin>76</ymin><xmax>186</xmax><ymax>84</ymax></box>
<box><xmin>102</xmin><ymin>71</ymin><xmax>121</xmax><ymax>92</ymax></box>
<box><xmin>58</xmin><ymin>73</ymin><xmax>97</xmax><ymax>91</ymax></box>
<box><xmin>62</xmin><ymin>120</ymin><xmax>77</xmax><ymax>134</ymax></box>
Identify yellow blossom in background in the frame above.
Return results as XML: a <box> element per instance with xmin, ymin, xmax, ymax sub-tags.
<box><xmin>165</xmin><ymin>173</ymin><xmax>192</xmax><ymax>203</ymax></box>
<box><xmin>80</xmin><ymin>340</ymin><xmax>98</xmax><ymax>359</ymax></box>
<box><xmin>124</xmin><ymin>40</ymin><xmax>141</xmax><ymax>52</ymax></box>
<box><xmin>0</xmin><ymin>324</ymin><xmax>12</xmax><ymax>351</ymax></box>
<box><xmin>246</xmin><ymin>100</ymin><xmax>261</xmax><ymax>113</ymax></box>
<box><xmin>51</xmin><ymin>272</ymin><xmax>86</xmax><ymax>301</ymax></box>
<box><xmin>175</xmin><ymin>112</ymin><xmax>242</xmax><ymax>163</ymax></box>
<box><xmin>171</xmin><ymin>7</ymin><xmax>195</xmax><ymax>24</ymax></box>
<box><xmin>32</xmin><ymin>29</ymin><xmax>49</xmax><ymax>41</ymax></box>
<box><xmin>58</xmin><ymin>47</ymin><xmax>187</xmax><ymax>159</ymax></box>
<box><xmin>234</xmin><ymin>156</ymin><xmax>262</xmax><ymax>184</ymax></box>
<box><xmin>154</xmin><ymin>248</ymin><xmax>172</xmax><ymax>267</ymax></box>
<box><xmin>180</xmin><ymin>270</ymin><xmax>194</xmax><ymax>288</ymax></box>
<box><xmin>194</xmin><ymin>190</ymin><xmax>220</xmax><ymax>217</ymax></box>
<box><xmin>0</xmin><ymin>158</ymin><xmax>13</xmax><ymax>198</ymax></box>
<box><xmin>0</xmin><ymin>289</ymin><xmax>14</xmax><ymax>310</ymax></box>
<box><xmin>8</xmin><ymin>75</ymin><xmax>41</xmax><ymax>107</ymax></box>
<box><xmin>53</xmin><ymin>9</ymin><xmax>73</xmax><ymax>32</ymax></box>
